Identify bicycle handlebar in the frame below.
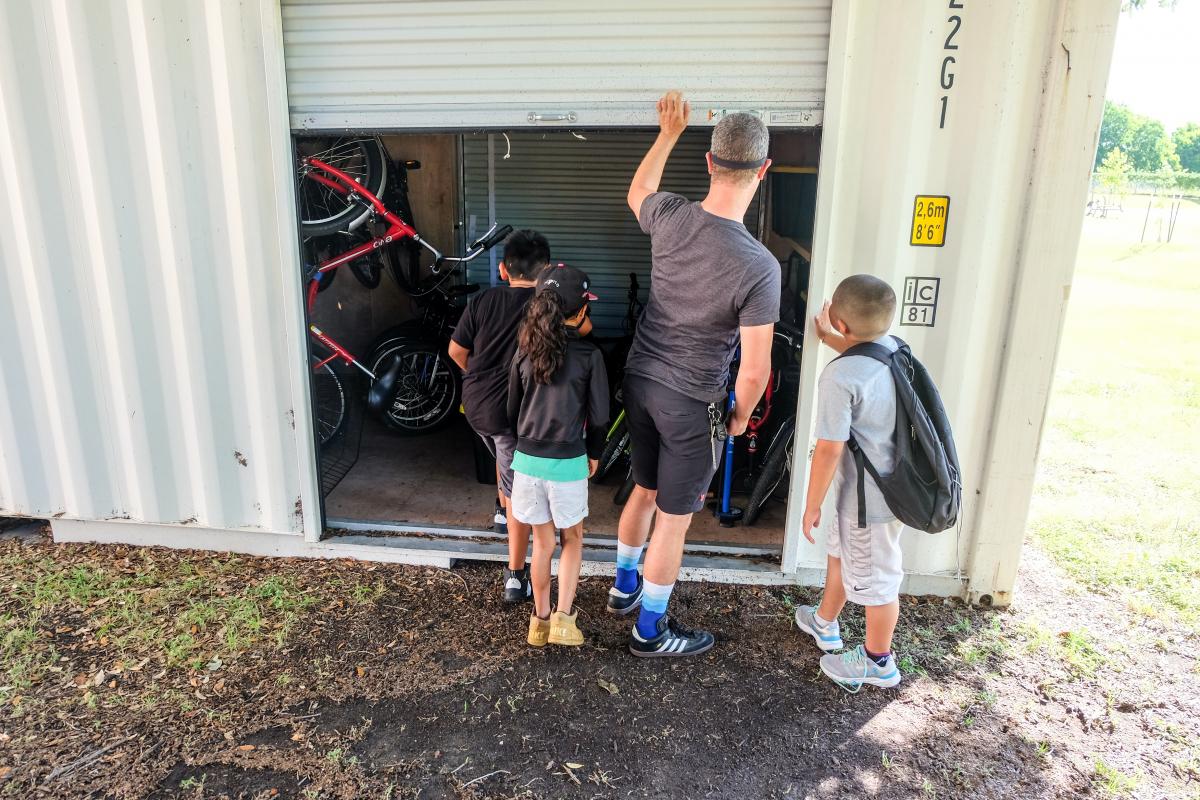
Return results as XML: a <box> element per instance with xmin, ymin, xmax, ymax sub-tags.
<box><xmin>472</xmin><ymin>223</ymin><xmax>513</xmax><ymax>252</ymax></box>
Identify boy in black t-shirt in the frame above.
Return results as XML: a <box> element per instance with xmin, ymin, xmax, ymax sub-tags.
<box><xmin>449</xmin><ymin>230</ymin><xmax>550</xmax><ymax>603</ymax></box>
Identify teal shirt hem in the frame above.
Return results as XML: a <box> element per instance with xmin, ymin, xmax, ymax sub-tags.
<box><xmin>512</xmin><ymin>451</ymin><xmax>589</xmax><ymax>482</ymax></box>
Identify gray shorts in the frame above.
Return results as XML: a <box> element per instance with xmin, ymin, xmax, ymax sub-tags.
<box><xmin>826</xmin><ymin>509</ymin><xmax>904</xmax><ymax>606</ymax></box>
<box><xmin>510</xmin><ymin>472</ymin><xmax>589</xmax><ymax>529</ymax></box>
<box><xmin>479</xmin><ymin>432</ymin><xmax>517</xmax><ymax>498</ymax></box>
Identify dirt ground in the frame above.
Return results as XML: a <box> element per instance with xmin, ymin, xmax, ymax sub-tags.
<box><xmin>0</xmin><ymin>525</ymin><xmax>1195</xmax><ymax>799</ymax></box>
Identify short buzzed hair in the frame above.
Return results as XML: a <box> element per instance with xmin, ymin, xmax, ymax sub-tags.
<box><xmin>710</xmin><ymin>113</ymin><xmax>769</xmax><ymax>184</ymax></box>
<box><xmin>831</xmin><ymin>275</ymin><xmax>897</xmax><ymax>339</ymax></box>
<box><xmin>502</xmin><ymin>229</ymin><xmax>551</xmax><ymax>278</ymax></box>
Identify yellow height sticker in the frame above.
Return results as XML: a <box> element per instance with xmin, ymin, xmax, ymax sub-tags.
<box><xmin>910</xmin><ymin>195</ymin><xmax>950</xmax><ymax>247</ymax></box>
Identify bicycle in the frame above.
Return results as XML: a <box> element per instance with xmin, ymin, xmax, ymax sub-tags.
<box><xmin>297</xmin><ymin>137</ymin><xmax>510</xmax><ymax>444</ymax></box>
<box><xmin>742</xmin><ymin>320</ymin><xmax>804</xmax><ymax>525</ymax></box>
<box><xmin>593</xmin><ymin>273</ymin><xmax>644</xmax><ymax>484</ymax></box>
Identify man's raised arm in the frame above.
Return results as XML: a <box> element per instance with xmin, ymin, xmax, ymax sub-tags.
<box><xmin>628</xmin><ymin>90</ymin><xmax>690</xmax><ymax>220</ymax></box>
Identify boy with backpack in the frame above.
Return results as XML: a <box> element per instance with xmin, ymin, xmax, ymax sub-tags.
<box><xmin>448</xmin><ymin>230</ymin><xmax>551</xmax><ymax>603</ymax></box>
<box><xmin>793</xmin><ymin>274</ymin><xmax>960</xmax><ymax>691</ymax></box>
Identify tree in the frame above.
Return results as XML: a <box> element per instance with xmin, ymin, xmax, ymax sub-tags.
<box><xmin>1124</xmin><ymin>118</ymin><xmax>1180</xmax><ymax>171</ymax></box>
<box><xmin>1095</xmin><ymin>102</ymin><xmax>1134</xmax><ymax>169</ymax></box>
<box><xmin>1173</xmin><ymin>123</ymin><xmax>1200</xmax><ymax>173</ymax></box>
<box><xmin>1097</xmin><ymin>147</ymin><xmax>1132</xmax><ymax>196</ymax></box>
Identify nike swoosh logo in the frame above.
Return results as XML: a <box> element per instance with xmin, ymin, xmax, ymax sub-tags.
<box><xmin>853</xmin><ymin>585</ymin><xmax>870</xmax><ymax>592</ymax></box>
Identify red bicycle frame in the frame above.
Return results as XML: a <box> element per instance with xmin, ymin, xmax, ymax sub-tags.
<box><xmin>301</xmin><ymin>153</ymin><xmax>503</xmax><ymax>379</ymax></box>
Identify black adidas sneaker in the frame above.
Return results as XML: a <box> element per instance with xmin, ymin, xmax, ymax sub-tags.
<box><xmin>502</xmin><ymin>567</ymin><xmax>531</xmax><ymax>604</ymax></box>
<box><xmin>606</xmin><ymin>574</ymin><xmax>644</xmax><ymax>616</ymax></box>
<box><xmin>628</xmin><ymin>616</ymin><xmax>715</xmax><ymax>658</ymax></box>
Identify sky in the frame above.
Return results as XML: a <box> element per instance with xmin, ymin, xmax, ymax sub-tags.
<box><xmin>1105</xmin><ymin>2</ymin><xmax>1200</xmax><ymax>133</ymax></box>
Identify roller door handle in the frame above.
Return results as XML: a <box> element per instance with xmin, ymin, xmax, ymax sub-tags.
<box><xmin>527</xmin><ymin>111</ymin><xmax>577</xmax><ymax>123</ymax></box>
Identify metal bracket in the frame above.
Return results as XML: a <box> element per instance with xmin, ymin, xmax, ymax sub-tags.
<box><xmin>527</xmin><ymin>111</ymin><xmax>577</xmax><ymax>124</ymax></box>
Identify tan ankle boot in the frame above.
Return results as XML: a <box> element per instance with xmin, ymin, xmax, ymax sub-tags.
<box><xmin>548</xmin><ymin>609</ymin><xmax>584</xmax><ymax>646</ymax></box>
<box><xmin>527</xmin><ymin>614</ymin><xmax>550</xmax><ymax>647</ymax></box>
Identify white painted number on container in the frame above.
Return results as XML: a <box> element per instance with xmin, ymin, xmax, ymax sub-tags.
<box><xmin>940</xmin><ymin>1</ymin><xmax>964</xmax><ymax>128</ymax></box>
<box><xmin>901</xmin><ymin>277</ymin><xmax>941</xmax><ymax>327</ymax></box>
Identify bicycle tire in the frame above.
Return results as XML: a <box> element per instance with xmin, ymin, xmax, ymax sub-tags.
<box><xmin>348</xmin><ymin>251</ymin><xmax>383</xmax><ymax>289</ymax></box>
<box><xmin>311</xmin><ymin>356</ymin><xmax>346</xmax><ymax>447</ymax></box>
<box><xmin>595</xmin><ymin>415</ymin><xmax>629</xmax><ymax>482</ymax></box>
<box><xmin>613</xmin><ymin>469</ymin><xmax>636</xmax><ymax>506</ymax></box>
<box><xmin>744</xmin><ymin>416</ymin><xmax>797</xmax><ymax>526</ymax></box>
<box><xmin>297</xmin><ymin>137</ymin><xmax>387</xmax><ymax>237</ymax></box>
<box><xmin>369</xmin><ymin>341</ymin><xmax>461</xmax><ymax>435</ymax></box>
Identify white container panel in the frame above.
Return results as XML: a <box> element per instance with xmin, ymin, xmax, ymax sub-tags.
<box><xmin>0</xmin><ymin>0</ymin><xmax>315</xmax><ymax>535</ymax></box>
<box><xmin>786</xmin><ymin>0</ymin><xmax>1120</xmax><ymax>600</ymax></box>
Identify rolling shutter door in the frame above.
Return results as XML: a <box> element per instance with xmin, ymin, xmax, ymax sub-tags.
<box><xmin>461</xmin><ymin>131</ymin><xmax>762</xmax><ymax>336</ymax></box>
<box><xmin>281</xmin><ymin>0</ymin><xmax>831</xmax><ymax>130</ymax></box>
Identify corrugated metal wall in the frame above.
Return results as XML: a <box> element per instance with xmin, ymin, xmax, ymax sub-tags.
<box><xmin>281</xmin><ymin>0</ymin><xmax>832</xmax><ymax>130</ymax></box>
<box><xmin>785</xmin><ymin>0</ymin><xmax>1120</xmax><ymax>600</ymax></box>
<box><xmin>0</xmin><ymin>0</ymin><xmax>312</xmax><ymax>534</ymax></box>
<box><xmin>461</xmin><ymin>131</ymin><xmax>761</xmax><ymax>336</ymax></box>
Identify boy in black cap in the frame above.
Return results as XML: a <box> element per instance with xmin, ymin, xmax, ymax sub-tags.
<box><xmin>506</xmin><ymin>265</ymin><xmax>609</xmax><ymax>647</ymax></box>
<box><xmin>449</xmin><ymin>230</ymin><xmax>550</xmax><ymax>603</ymax></box>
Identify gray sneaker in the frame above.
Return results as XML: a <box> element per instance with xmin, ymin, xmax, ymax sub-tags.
<box><xmin>819</xmin><ymin>645</ymin><xmax>901</xmax><ymax>692</ymax></box>
<box><xmin>794</xmin><ymin>605</ymin><xmax>843</xmax><ymax>652</ymax></box>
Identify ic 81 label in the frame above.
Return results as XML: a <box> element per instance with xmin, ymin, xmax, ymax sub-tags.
<box><xmin>911</xmin><ymin>195</ymin><xmax>950</xmax><ymax>247</ymax></box>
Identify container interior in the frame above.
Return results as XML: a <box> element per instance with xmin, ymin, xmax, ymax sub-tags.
<box><xmin>300</xmin><ymin>128</ymin><xmax>820</xmax><ymax>557</ymax></box>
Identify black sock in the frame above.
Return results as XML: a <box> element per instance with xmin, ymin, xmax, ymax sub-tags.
<box><xmin>866</xmin><ymin>649</ymin><xmax>891</xmax><ymax>667</ymax></box>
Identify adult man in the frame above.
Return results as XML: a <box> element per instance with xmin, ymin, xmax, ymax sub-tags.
<box><xmin>608</xmin><ymin>91</ymin><xmax>780</xmax><ymax>657</ymax></box>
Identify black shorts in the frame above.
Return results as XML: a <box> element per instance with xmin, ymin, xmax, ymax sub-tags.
<box><xmin>623</xmin><ymin>374</ymin><xmax>721</xmax><ymax>515</ymax></box>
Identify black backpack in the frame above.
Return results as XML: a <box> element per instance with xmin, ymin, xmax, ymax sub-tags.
<box><xmin>836</xmin><ymin>338</ymin><xmax>961</xmax><ymax>533</ymax></box>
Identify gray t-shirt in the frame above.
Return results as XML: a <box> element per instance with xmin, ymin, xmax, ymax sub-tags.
<box><xmin>625</xmin><ymin>192</ymin><xmax>781</xmax><ymax>403</ymax></box>
<box><xmin>814</xmin><ymin>336</ymin><xmax>899</xmax><ymax>524</ymax></box>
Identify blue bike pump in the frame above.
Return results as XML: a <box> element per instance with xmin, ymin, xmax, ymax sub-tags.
<box><xmin>715</xmin><ymin>388</ymin><xmax>744</xmax><ymax>527</ymax></box>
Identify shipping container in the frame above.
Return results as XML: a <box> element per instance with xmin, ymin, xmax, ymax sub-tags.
<box><xmin>0</xmin><ymin>0</ymin><xmax>1121</xmax><ymax>605</ymax></box>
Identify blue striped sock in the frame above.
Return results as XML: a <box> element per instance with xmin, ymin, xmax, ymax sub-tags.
<box><xmin>636</xmin><ymin>580</ymin><xmax>674</xmax><ymax>638</ymax></box>
<box><xmin>614</xmin><ymin>542</ymin><xmax>643</xmax><ymax>593</ymax></box>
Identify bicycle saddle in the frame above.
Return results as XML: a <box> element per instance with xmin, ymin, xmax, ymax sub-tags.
<box><xmin>446</xmin><ymin>283</ymin><xmax>481</xmax><ymax>297</ymax></box>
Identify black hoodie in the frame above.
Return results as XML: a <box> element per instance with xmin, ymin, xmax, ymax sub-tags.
<box><xmin>506</xmin><ymin>334</ymin><xmax>610</xmax><ymax>461</ymax></box>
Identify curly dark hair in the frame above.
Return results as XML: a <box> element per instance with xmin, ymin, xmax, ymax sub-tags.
<box><xmin>518</xmin><ymin>291</ymin><xmax>567</xmax><ymax>385</ymax></box>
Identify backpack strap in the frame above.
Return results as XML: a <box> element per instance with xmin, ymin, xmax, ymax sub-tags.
<box><xmin>835</xmin><ymin>341</ymin><xmax>894</xmax><ymax>365</ymax></box>
<box><xmin>847</xmin><ymin>436</ymin><xmax>867</xmax><ymax>528</ymax></box>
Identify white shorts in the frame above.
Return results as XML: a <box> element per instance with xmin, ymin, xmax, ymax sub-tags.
<box><xmin>510</xmin><ymin>472</ymin><xmax>589</xmax><ymax>529</ymax></box>
<box><xmin>826</xmin><ymin>509</ymin><xmax>904</xmax><ymax>606</ymax></box>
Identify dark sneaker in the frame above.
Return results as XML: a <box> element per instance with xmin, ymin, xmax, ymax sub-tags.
<box><xmin>493</xmin><ymin>500</ymin><xmax>508</xmax><ymax>536</ymax></box>
<box><xmin>502</xmin><ymin>567</ymin><xmax>531</xmax><ymax>604</ymax></box>
<box><xmin>628</xmin><ymin>615</ymin><xmax>715</xmax><ymax>658</ymax></box>
<box><xmin>606</xmin><ymin>574</ymin><xmax>644</xmax><ymax>616</ymax></box>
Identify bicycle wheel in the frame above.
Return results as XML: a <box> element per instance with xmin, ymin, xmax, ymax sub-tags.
<box><xmin>311</xmin><ymin>356</ymin><xmax>346</xmax><ymax>447</ymax></box>
<box><xmin>595</xmin><ymin>414</ymin><xmax>629</xmax><ymax>482</ymax></box>
<box><xmin>296</xmin><ymin>137</ymin><xmax>387</xmax><ymax>236</ymax></box>
<box><xmin>369</xmin><ymin>341</ymin><xmax>461</xmax><ymax>435</ymax></box>
<box><xmin>745</xmin><ymin>416</ymin><xmax>797</xmax><ymax>526</ymax></box>
<box><xmin>348</xmin><ymin>251</ymin><xmax>383</xmax><ymax>289</ymax></box>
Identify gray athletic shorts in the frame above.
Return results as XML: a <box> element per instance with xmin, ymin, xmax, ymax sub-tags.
<box><xmin>479</xmin><ymin>432</ymin><xmax>517</xmax><ymax>498</ymax></box>
<box><xmin>826</xmin><ymin>509</ymin><xmax>905</xmax><ymax>606</ymax></box>
<box><xmin>624</xmin><ymin>374</ymin><xmax>722</xmax><ymax>516</ymax></box>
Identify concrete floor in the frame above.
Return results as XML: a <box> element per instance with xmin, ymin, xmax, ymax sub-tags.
<box><xmin>323</xmin><ymin>418</ymin><xmax>789</xmax><ymax>549</ymax></box>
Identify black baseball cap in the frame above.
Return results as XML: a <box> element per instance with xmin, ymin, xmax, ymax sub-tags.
<box><xmin>536</xmin><ymin>263</ymin><xmax>598</xmax><ymax>316</ymax></box>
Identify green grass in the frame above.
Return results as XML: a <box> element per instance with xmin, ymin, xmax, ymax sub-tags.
<box><xmin>0</xmin><ymin>551</ymin><xmax>323</xmax><ymax>695</ymax></box>
<box><xmin>1094</xmin><ymin>759</ymin><xmax>1140</xmax><ymax>797</ymax></box>
<box><xmin>1030</xmin><ymin>197</ymin><xmax>1200</xmax><ymax>631</ymax></box>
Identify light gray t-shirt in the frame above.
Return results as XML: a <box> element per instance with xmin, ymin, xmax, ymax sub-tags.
<box><xmin>814</xmin><ymin>335</ymin><xmax>899</xmax><ymax>524</ymax></box>
<box><xmin>625</xmin><ymin>192</ymin><xmax>781</xmax><ymax>403</ymax></box>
